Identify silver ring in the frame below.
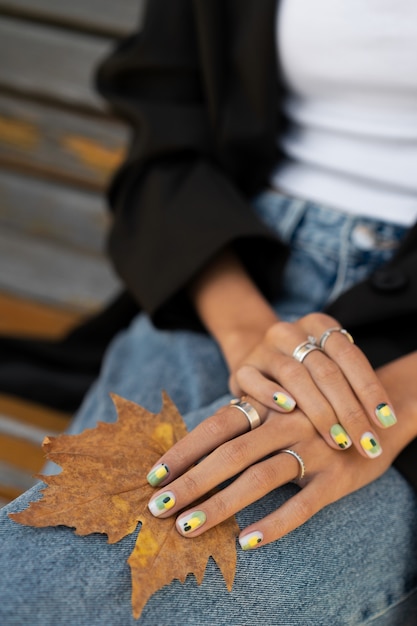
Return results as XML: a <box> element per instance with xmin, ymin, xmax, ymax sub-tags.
<box><xmin>292</xmin><ymin>340</ymin><xmax>322</xmax><ymax>363</ymax></box>
<box><xmin>319</xmin><ymin>327</ymin><xmax>354</xmax><ymax>350</ymax></box>
<box><xmin>229</xmin><ymin>398</ymin><xmax>262</xmax><ymax>430</ymax></box>
<box><xmin>280</xmin><ymin>448</ymin><xmax>306</xmax><ymax>480</ymax></box>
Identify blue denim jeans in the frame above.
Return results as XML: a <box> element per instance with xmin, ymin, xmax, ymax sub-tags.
<box><xmin>1</xmin><ymin>191</ymin><xmax>417</xmax><ymax>625</ymax></box>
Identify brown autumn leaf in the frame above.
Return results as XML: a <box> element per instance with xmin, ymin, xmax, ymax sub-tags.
<box><xmin>9</xmin><ymin>393</ymin><xmax>239</xmax><ymax>619</ymax></box>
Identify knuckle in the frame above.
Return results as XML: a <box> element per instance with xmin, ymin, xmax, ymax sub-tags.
<box><xmin>211</xmin><ymin>493</ymin><xmax>231</xmax><ymax>518</ymax></box>
<box><xmin>278</xmin><ymin>358</ymin><xmax>305</xmax><ymax>382</ymax></box>
<box><xmin>333</xmin><ymin>340</ymin><xmax>357</xmax><ymax>360</ymax></box>
<box><xmin>290</xmin><ymin>496</ymin><xmax>314</xmax><ymax>523</ymax></box>
<box><xmin>341</xmin><ymin>404</ymin><xmax>366</xmax><ymax>427</ymax></box>
<box><xmin>218</xmin><ymin>439</ymin><xmax>249</xmax><ymax>470</ymax></box>
<box><xmin>312</xmin><ymin>359</ymin><xmax>340</xmax><ymax>385</ymax></box>
<box><xmin>246</xmin><ymin>463</ymin><xmax>278</xmax><ymax>492</ymax></box>
<box><xmin>235</xmin><ymin>364</ymin><xmax>253</xmax><ymax>385</ymax></box>
<box><xmin>199</xmin><ymin>415</ymin><xmax>224</xmax><ymax>439</ymax></box>
<box><xmin>181</xmin><ymin>471</ymin><xmax>201</xmax><ymax>497</ymax></box>
<box><xmin>266</xmin><ymin>321</ymin><xmax>291</xmax><ymax>343</ymax></box>
<box><xmin>357</xmin><ymin>379</ymin><xmax>381</xmax><ymax>399</ymax></box>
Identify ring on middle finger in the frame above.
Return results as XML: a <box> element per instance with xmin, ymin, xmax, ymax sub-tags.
<box><xmin>292</xmin><ymin>339</ymin><xmax>322</xmax><ymax>363</ymax></box>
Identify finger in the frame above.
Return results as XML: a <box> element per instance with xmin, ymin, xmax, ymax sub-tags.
<box><xmin>241</xmin><ymin>339</ymin><xmax>343</xmax><ymax>452</ymax></box>
<box><xmin>148</xmin><ymin>417</ymin><xmax>280</xmax><ymax>518</ymax></box>
<box><xmin>146</xmin><ymin>400</ymin><xmax>267</xmax><ymax>487</ymax></box>
<box><xmin>235</xmin><ymin>364</ymin><xmax>296</xmax><ymax>412</ymax></box>
<box><xmin>293</xmin><ymin>348</ymin><xmax>384</xmax><ymax>458</ymax></box>
<box><xmin>172</xmin><ymin>446</ymin><xmax>304</xmax><ymax>537</ymax></box>
<box><xmin>238</xmin><ymin>476</ymin><xmax>332</xmax><ymax>549</ymax></box>
<box><xmin>297</xmin><ymin>314</ymin><xmax>396</xmax><ymax>453</ymax></box>
<box><xmin>300</xmin><ymin>313</ymin><xmax>397</xmax><ymax>430</ymax></box>
<box><xmin>147</xmin><ymin>412</ymin><xmax>313</xmax><ymax>522</ymax></box>
<box><xmin>264</xmin><ymin>319</ymin><xmax>385</xmax><ymax>458</ymax></box>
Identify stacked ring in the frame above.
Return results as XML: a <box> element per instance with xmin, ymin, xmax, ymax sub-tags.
<box><xmin>292</xmin><ymin>340</ymin><xmax>322</xmax><ymax>363</ymax></box>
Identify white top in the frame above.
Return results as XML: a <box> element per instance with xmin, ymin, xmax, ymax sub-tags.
<box><xmin>270</xmin><ymin>0</ymin><xmax>417</xmax><ymax>225</ymax></box>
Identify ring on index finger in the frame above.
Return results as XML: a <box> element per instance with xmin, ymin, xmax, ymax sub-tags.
<box><xmin>229</xmin><ymin>398</ymin><xmax>262</xmax><ymax>430</ymax></box>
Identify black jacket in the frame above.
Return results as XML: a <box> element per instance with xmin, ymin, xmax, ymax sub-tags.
<box><xmin>96</xmin><ymin>0</ymin><xmax>417</xmax><ymax>486</ymax></box>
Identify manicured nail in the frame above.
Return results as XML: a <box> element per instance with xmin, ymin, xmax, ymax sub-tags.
<box><xmin>375</xmin><ymin>403</ymin><xmax>397</xmax><ymax>428</ymax></box>
<box><xmin>360</xmin><ymin>432</ymin><xmax>382</xmax><ymax>458</ymax></box>
<box><xmin>177</xmin><ymin>511</ymin><xmax>206</xmax><ymax>535</ymax></box>
<box><xmin>273</xmin><ymin>392</ymin><xmax>296</xmax><ymax>411</ymax></box>
<box><xmin>330</xmin><ymin>424</ymin><xmax>352</xmax><ymax>449</ymax></box>
<box><xmin>148</xmin><ymin>491</ymin><xmax>176</xmax><ymax>517</ymax></box>
<box><xmin>239</xmin><ymin>531</ymin><xmax>263</xmax><ymax>551</ymax></box>
<box><xmin>147</xmin><ymin>463</ymin><xmax>169</xmax><ymax>487</ymax></box>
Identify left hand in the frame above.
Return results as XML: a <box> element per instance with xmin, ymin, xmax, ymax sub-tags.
<box><xmin>146</xmin><ymin>398</ymin><xmax>396</xmax><ymax>549</ymax></box>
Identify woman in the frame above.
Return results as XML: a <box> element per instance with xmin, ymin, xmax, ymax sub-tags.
<box><xmin>1</xmin><ymin>1</ymin><xmax>417</xmax><ymax>623</ymax></box>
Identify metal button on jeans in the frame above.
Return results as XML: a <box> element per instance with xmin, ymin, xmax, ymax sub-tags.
<box><xmin>351</xmin><ymin>224</ymin><xmax>378</xmax><ymax>250</ymax></box>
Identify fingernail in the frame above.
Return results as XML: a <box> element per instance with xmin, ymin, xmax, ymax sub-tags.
<box><xmin>177</xmin><ymin>511</ymin><xmax>206</xmax><ymax>535</ymax></box>
<box><xmin>148</xmin><ymin>491</ymin><xmax>176</xmax><ymax>517</ymax></box>
<box><xmin>360</xmin><ymin>432</ymin><xmax>382</xmax><ymax>458</ymax></box>
<box><xmin>273</xmin><ymin>392</ymin><xmax>296</xmax><ymax>411</ymax></box>
<box><xmin>239</xmin><ymin>531</ymin><xmax>263</xmax><ymax>551</ymax></box>
<box><xmin>375</xmin><ymin>403</ymin><xmax>397</xmax><ymax>428</ymax></box>
<box><xmin>330</xmin><ymin>424</ymin><xmax>352</xmax><ymax>449</ymax></box>
<box><xmin>147</xmin><ymin>463</ymin><xmax>169</xmax><ymax>486</ymax></box>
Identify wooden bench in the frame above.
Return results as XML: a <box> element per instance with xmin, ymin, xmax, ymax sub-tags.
<box><xmin>0</xmin><ymin>0</ymin><xmax>145</xmax><ymax>505</ymax></box>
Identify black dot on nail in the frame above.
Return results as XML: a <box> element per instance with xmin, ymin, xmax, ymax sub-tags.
<box><xmin>163</xmin><ymin>496</ymin><xmax>170</xmax><ymax>504</ymax></box>
<box><xmin>184</xmin><ymin>524</ymin><xmax>191</xmax><ymax>532</ymax></box>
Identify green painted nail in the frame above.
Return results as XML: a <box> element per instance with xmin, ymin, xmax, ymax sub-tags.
<box><xmin>330</xmin><ymin>424</ymin><xmax>352</xmax><ymax>449</ymax></box>
<box><xmin>360</xmin><ymin>432</ymin><xmax>382</xmax><ymax>458</ymax></box>
<box><xmin>148</xmin><ymin>491</ymin><xmax>176</xmax><ymax>517</ymax></box>
<box><xmin>177</xmin><ymin>511</ymin><xmax>206</xmax><ymax>535</ymax></box>
<box><xmin>375</xmin><ymin>403</ymin><xmax>397</xmax><ymax>428</ymax></box>
<box><xmin>239</xmin><ymin>531</ymin><xmax>263</xmax><ymax>550</ymax></box>
<box><xmin>147</xmin><ymin>463</ymin><xmax>169</xmax><ymax>486</ymax></box>
<box><xmin>273</xmin><ymin>392</ymin><xmax>296</xmax><ymax>411</ymax></box>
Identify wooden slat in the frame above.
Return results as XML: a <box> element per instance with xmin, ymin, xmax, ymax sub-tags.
<box><xmin>0</xmin><ymin>395</ymin><xmax>70</xmax><ymax>433</ymax></box>
<box><xmin>0</xmin><ymin>0</ymin><xmax>145</xmax><ymax>37</ymax></box>
<box><xmin>0</xmin><ymin>95</ymin><xmax>127</xmax><ymax>190</ymax></box>
<box><xmin>0</xmin><ymin>226</ymin><xmax>120</xmax><ymax>312</ymax></box>
<box><xmin>0</xmin><ymin>292</ymin><xmax>82</xmax><ymax>337</ymax></box>
<box><xmin>0</xmin><ymin>433</ymin><xmax>45</xmax><ymax>473</ymax></box>
<box><xmin>0</xmin><ymin>16</ymin><xmax>114</xmax><ymax>110</ymax></box>
<box><xmin>0</xmin><ymin>170</ymin><xmax>113</xmax><ymax>253</ymax></box>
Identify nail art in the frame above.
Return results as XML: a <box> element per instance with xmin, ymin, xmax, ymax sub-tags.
<box><xmin>375</xmin><ymin>403</ymin><xmax>397</xmax><ymax>428</ymax></box>
<box><xmin>147</xmin><ymin>463</ymin><xmax>169</xmax><ymax>487</ymax></box>
<box><xmin>177</xmin><ymin>511</ymin><xmax>207</xmax><ymax>535</ymax></box>
<box><xmin>148</xmin><ymin>491</ymin><xmax>176</xmax><ymax>517</ymax></box>
<box><xmin>330</xmin><ymin>424</ymin><xmax>352</xmax><ymax>449</ymax></box>
<box><xmin>273</xmin><ymin>392</ymin><xmax>296</xmax><ymax>411</ymax></box>
<box><xmin>239</xmin><ymin>531</ymin><xmax>263</xmax><ymax>551</ymax></box>
<box><xmin>360</xmin><ymin>432</ymin><xmax>382</xmax><ymax>458</ymax></box>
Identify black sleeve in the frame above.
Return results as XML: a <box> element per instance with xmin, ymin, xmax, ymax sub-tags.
<box><xmin>95</xmin><ymin>0</ymin><xmax>288</xmax><ymax>328</ymax></box>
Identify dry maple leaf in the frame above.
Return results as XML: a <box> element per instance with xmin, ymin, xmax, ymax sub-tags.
<box><xmin>10</xmin><ymin>393</ymin><xmax>239</xmax><ymax>619</ymax></box>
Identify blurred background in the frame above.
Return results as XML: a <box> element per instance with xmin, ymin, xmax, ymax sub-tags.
<box><xmin>0</xmin><ymin>0</ymin><xmax>145</xmax><ymax>504</ymax></box>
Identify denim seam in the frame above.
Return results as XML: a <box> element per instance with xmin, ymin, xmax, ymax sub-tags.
<box><xmin>326</xmin><ymin>214</ymin><xmax>355</xmax><ymax>303</ymax></box>
<box><xmin>363</xmin><ymin>586</ymin><xmax>417</xmax><ymax>624</ymax></box>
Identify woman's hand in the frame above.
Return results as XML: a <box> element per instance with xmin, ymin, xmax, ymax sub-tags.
<box><xmin>230</xmin><ymin>312</ymin><xmax>397</xmax><ymax>459</ymax></box>
<box><xmin>145</xmin><ymin>398</ymin><xmax>398</xmax><ymax>549</ymax></box>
